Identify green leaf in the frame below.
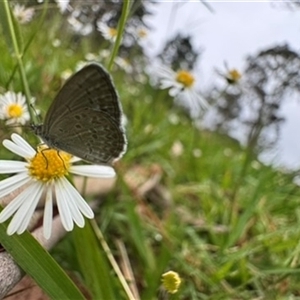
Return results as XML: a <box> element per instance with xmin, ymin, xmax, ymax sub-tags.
<box><xmin>0</xmin><ymin>223</ymin><xmax>85</xmax><ymax>299</ymax></box>
<box><xmin>73</xmin><ymin>221</ymin><xmax>117</xmax><ymax>300</ymax></box>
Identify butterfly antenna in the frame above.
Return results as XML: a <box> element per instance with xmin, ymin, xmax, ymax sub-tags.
<box><xmin>57</xmin><ymin>150</ymin><xmax>68</xmax><ymax>170</ymax></box>
<box><xmin>40</xmin><ymin>147</ymin><xmax>50</xmax><ymax>169</ymax></box>
<box><xmin>40</xmin><ymin>148</ymin><xmax>67</xmax><ymax>170</ymax></box>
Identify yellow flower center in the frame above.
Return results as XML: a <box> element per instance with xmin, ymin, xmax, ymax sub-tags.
<box><xmin>7</xmin><ymin>104</ymin><xmax>23</xmax><ymax>118</ymax></box>
<box><xmin>109</xmin><ymin>27</ymin><xmax>117</xmax><ymax>37</ymax></box>
<box><xmin>138</xmin><ymin>29</ymin><xmax>147</xmax><ymax>38</ymax></box>
<box><xmin>161</xmin><ymin>271</ymin><xmax>181</xmax><ymax>294</ymax></box>
<box><xmin>227</xmin><ymin>69</ymin><xmax>242</xmax><ymax>83</ymax></box>
<box><xmin>28</xmin><ymin>146</ymin><xmax>72</xmax><ymax>182</ymax></box>
<box><xmin>176</xmin><ymin>70</ymin><xmax>195</xmax><ymax>88</ymax></box>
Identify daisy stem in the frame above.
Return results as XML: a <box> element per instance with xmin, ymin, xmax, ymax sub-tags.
<box><xmin>107</xmin><ymin>1</ymin><xmax>131</xmax><ymax>72</ymax></box>
<box><xmin>2</xmin><ymin>0</ymin><xmax>36</xmax><ymax>124</ymax></box>
<box><xmin>90</xmin><ymin>219</ymin><xmax>137</xmax><ymax>300</ymax></box>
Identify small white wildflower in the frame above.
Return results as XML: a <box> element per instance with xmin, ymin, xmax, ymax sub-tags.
<box><xmin>0</xmin><ymin>91</ymin><xmax>32</xmax><ymax>125</ymax></box>
<box><xmin>13</xmin><ymin>4</ymin><xmax>35</xmax><ymax>24</ymax></box>
<box><xmin>97</xmin><ymin>21</ymin><xmax>118</xmax><ymax>42</ymax></box>
<box><xmin>149</xmin><ymin>64</ymin><xmax>208</xmax><ymax>118</ymax></box>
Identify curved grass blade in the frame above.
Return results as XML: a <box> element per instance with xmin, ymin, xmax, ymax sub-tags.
<box><xmin>72</xmin><ymin>222</ymin><xmax>117</xmax><ymax>300</ymax></box>
<box><xmin>0</xmin><ymin>223</ymin><xmax>85</xmax><ymax>300</ymax></box>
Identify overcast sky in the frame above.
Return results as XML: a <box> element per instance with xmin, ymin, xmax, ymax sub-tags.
<box><xmin>145</xmin><ymin>1</ymin><xmax>300</xmax><ymax>170</ymax></box>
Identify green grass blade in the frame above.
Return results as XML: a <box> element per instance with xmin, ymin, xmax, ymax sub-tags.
<box><xmin>72</xmin><ymin>221</ymin><xmax>117</xmax><ymax>300</ymax></box>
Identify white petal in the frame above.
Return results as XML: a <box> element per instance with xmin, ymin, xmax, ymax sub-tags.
<box><xmin>193</xmin><ymin>89</ymin><xmax>209</xmax><ymax>110</ymax></box>
<box><xmin>61</xmin><ymin>177</ymin><xmax>94</xmax><ymax>219</ymax></box>
<box><xmin>155</xmin><ymin>65</ymin><xmax>175</xmax><ymax>78</ymax></box>
<box><xmin>169</xmin><ymin>86</ymin><xmax>182</xmax><ymax>97</ymax></box>
<box><xmin>43</xmin><ymin>186</ymin><xmax>53</xmax><ymax>239</ymax></box>
<box><xmin>0</xmin><ymin>161</ymin><xmax>27</xmax><ymax>174</ymax></box>
<box><xmin>55</xmin><ymin>179</ymin><xmax>74</xmax><ymax>231</ymax></box>
<box><xmin>175</xmin><ymin>88</ymin><xmax>209</xmax><ymax>119</ymax></box>
<box><xmin>70</xmin><ymin>156</ymin><xmax>81</xmax><ymax>163</ymax></box>
<box><xmin>11</xmin><ymin>134</ymin><xmax>36</xmax><ymax>156</ymax></box>
<box><xmin>66</xmin><ymin>197</ymin><xmax>85</xmax><ymax>227</ymax></box>
<box><xmin>0</xmin><ymin>181</ymin><xmax>41</xmax><ymax>229</ymax></box>
<box><xmin>3</xmin><ymin>139</ymin><xmax>34</xmax><ymax>159</ymax></box>
<box><xmin>0</xmin><ymin>189</ymin><xmax>31</xmax><ymax>222</ymax></box>
<box><xmin>0</xmin><ymin>172</ymin><xmax>31</xmax><ymax>198</ymax></box>
<box><xmin>69</xmin><ymin>204</ymin><xmax>85</xmax><ymax>228</ymax></box>
<box><xmin>160</xmin><ymin>78</ymin><xmax>177</xmax><ymax>86</ymax></box>
<box><xmin>70</xmin><ymin>165</ymin><xmax>115</xmax><ymax>178</ymax></box>
<box><xmin>159</xmin><ymin>80</ymin><xmax>173</xmax><ymax>90</ymax></box>
<box><xmin>15</xmin><ymin>183</ymin><xmax>44</xmax><ymax>234</ymax></box>
<box><xmin>57</xmin><ymin>178</ymin><xmax>85</xmax><ymax>227</ymax></box>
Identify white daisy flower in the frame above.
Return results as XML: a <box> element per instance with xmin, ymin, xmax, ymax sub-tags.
<box><xmin>217</xmin><ymin>63</ymin><xmax>242</xmax><ymax>85</ymax></box>
<box><xmin>0</xmin><ymin>91</ymin><xmax>31</xmax><ymax>125</ymax></box>
<box><xmin>13</xmin><ymin>4</ymin><xmax>35</xmax><ymax>24</ymax></box>
<box><xmin>97</xmin><ymin>21</ymin><xmax>118</xmax><ymax>42</ymax></box>
<box><xmin>127</xmin><ymin>26</ymin><xmax>148</xmax><ymax>46</ymax></box>
<box><xmin>136</xmin><ymin>27</ymin><xmax>148</xmax><ymax>40</ymax></box>
<box><xmin>225</xmin><ymin>68</ymin><xmax>242</xmax><ymax>85</ymax></box>
<box><xmin>132</xmin><ymin>27</ymin><xmax>149</xmax><ymax>46</ymax></box>
<box><xmin>0</xmin><ymin>134</ymin><xmax>115</xmax><ymax>239</ymax></box>
<box><xmin>150</xmin><ymin>65</ymin><xmax>208</xmax><ymax>118</ymax></box>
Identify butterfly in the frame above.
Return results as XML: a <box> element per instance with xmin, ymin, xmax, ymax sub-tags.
<box><xmin>32</xmin><ymin>64</ymin><xmax>127</xmax><ymax>164</ymax></box>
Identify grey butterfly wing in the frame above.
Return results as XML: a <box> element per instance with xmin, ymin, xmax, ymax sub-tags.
<box><xmin>40</xmin><ymin>63</ymin><xmax>126</xmax><ymax>164</ymax></box>
<box><xmin>45</xmin><ymin>108</ymin><xmax>126</xmax><ymax>164</ymax></box>
<box><xmin>44</xmin><ymin>63</ymin><xmax>122</xmax><ymax>129</ymax></box>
